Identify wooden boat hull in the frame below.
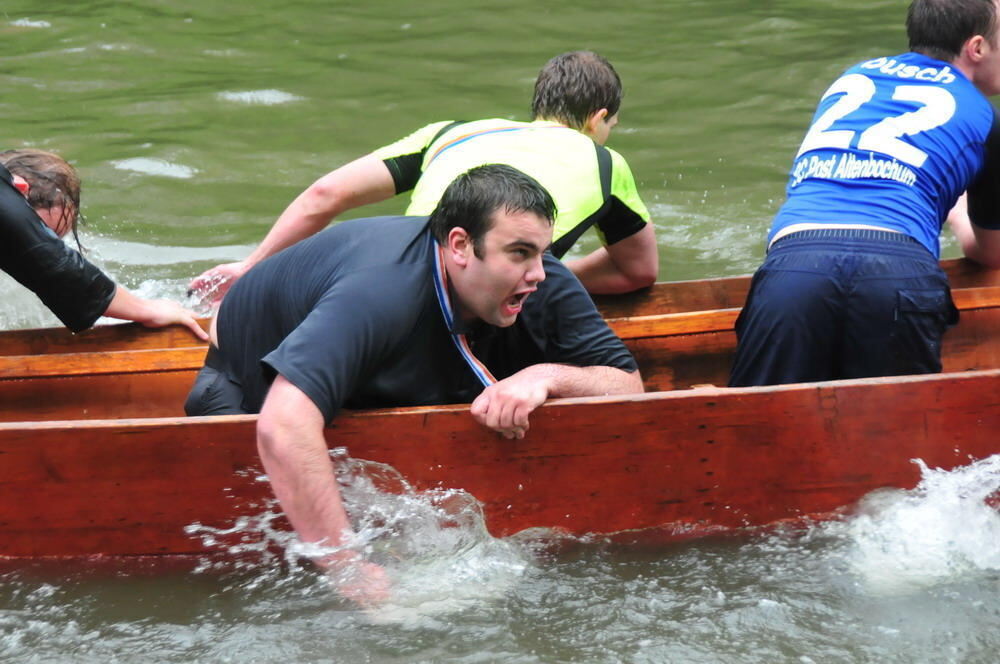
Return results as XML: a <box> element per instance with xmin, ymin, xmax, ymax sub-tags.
<box><xmin>3</xmin><ymin>369</ymin><xmax>999</xmax><ymax>559</ymax></box>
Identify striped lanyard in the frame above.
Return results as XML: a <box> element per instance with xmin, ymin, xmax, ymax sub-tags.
<box><xmin>430</xmin><ymin>234</ymin><xmax>496</xmax><ymax>387</ymax></box>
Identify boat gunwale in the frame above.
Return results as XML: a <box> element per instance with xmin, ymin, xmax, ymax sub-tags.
<box><xmin>3</xmin><ymin>366</ymin><xmax>997</xmax><ymax>431</ymax></box>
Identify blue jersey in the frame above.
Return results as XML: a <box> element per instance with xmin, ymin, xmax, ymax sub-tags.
<box><xmin>770</xmin><ymin>52</ymin><xmax>1000</xmax><ymax>257</ymax></box>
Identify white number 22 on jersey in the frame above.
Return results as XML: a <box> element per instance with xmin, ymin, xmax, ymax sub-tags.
<box><xmin>795</xmin><ymin>73</ymin><xmax>956</xmax><ymax>168</ymax></box>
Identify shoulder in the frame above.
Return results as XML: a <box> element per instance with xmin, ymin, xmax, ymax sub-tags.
<box><xmin>604</xmin><ymin>145</ymin><xmax>638</xmax><ymax>180</ymax></box>
<box><xmin>310</xmin><ymin>214</ymin><xmax>430</xmax><ymax>249</ymax></box>
<box><xmin>371</xmin><ymin>121</ymin><xmax>459</xmax><ymax>159</ymax></box>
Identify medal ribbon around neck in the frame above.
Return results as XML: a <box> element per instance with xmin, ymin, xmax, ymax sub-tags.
<box><xmin>430</xmin><ymin>233</ymin><xmax>496</xmax><ymax>387</ymax></box>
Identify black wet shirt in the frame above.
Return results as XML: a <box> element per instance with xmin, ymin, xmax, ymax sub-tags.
<box><xmin>0</xmin><ymin>165</ymin><xmax>115</xmax><ymax>331</ymax></box>
<box><xmin>215</xmin><ymin>215</ymin><xmax>637</xmax><ymax>424</ymax></box>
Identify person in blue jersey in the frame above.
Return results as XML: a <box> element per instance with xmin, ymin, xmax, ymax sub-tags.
<box><xmin>0</xmin><ymin>149</ymin><xmax>207</xmax><ymax>338</ymax></box>
<box><xmin>730</xmin><ymin>0</ymin><xmax>1000</xmax><ymax>386</ymax></box>
<box><xmin>185</xmin><ymin>165</ymin><xmax>642</xmax><ymax>605</ymax></box>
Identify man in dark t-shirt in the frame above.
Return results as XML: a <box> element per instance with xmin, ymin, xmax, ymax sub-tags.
<box><xmin>185</xmin><ymin>165</ymin><xmax>642</xmax><ymax>605</ymax></box>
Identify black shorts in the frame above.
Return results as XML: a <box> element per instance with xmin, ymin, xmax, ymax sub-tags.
<box><xmin>184</xmin><ymin>347</ymin><xmax>249</xmax><ymax>416</ymax></box>
<box><xmin>729</xmin><ymin>229</ymin><xmax>959</xmax><ymax>387</ymax></box>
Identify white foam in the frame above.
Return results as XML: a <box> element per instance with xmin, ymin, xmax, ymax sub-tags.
<box><xmin>216</xmin><ymin>89</ymin><xmax>302</xmax><ymax>106</ymax></box>
<box><xmin>111</xmin><ymin>157</ymin><xmax>198</xmax><ymax>179</ymax></box>
<box><xmin>187</xmin><ymin>450</ymin><xmax>536</xmax><ymax>622</ymax></box>
<box><xmin>10</xmin><ymin>18</ymin><xmax>51</xmax><ymax>28</ymax></box>
<box><xmin>838</xmin><ymin>454</ymin><xmax>1000</xmax><ymax>593</ymax></box>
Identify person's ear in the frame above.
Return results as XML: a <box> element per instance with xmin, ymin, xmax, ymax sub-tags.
<box><xmin>447</xmin><ymin>227</ymin><xmax>473</xmax><ymax>267</ymax></box>
<box><xmin>584</xmin><ymin>108</ymin><xmax>609</xmax><ymax>135</ymax></box>
<box><xmin>965</xmin><ymin>34</ymin><xmax>988</xmax><ymax>63</ymax></box>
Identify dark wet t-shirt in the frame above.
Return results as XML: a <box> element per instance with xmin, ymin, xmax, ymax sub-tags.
<box><xmin>215</xmin><ymin>215</ymin><xmax>637</xmax><ymax>424</ymax></box>
<box><xmin>0</xmin><ymin>164</ymin><xmax>115</xmax><ymax>332</ymax></box>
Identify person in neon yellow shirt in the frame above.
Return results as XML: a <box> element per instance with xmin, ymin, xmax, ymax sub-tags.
<box><xmin>190</xmin><ymin>51</ymin><xmax>658</xmax><ymax>301</ymax></box>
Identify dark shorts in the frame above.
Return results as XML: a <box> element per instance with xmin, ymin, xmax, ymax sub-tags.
<box><xmin>183</xmin><ymin>347</ymin><xmax>249</xmax><ymax>416</ymax></box>
<box><xmin>729</xmin><ymin>229</ymin><xmax>959</xmax><ymax>387</ymax></box>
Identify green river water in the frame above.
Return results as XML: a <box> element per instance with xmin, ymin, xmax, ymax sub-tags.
<box><xmin>1</xmin><ymin>2</ymin><xmax>998</xmax><ymax>662</ymax></box>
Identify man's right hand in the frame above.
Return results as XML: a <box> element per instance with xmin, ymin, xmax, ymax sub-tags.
<box><xmin>331</xmin><ymin>559</ymin><xmax>392</xmax><ymax>608</ymax></box>
<box><xmin>188</xmin><ymin>260</ymin><xmax>249</xmax><ymax>306</ymax></box>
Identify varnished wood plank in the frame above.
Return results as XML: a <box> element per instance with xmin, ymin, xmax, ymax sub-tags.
<box><xmin>1</xmin><ymin>370</ymin><xmax>998</xmax><ymax>557</ymax></box>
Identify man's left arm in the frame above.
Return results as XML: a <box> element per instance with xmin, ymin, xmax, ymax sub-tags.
<box><xmin>471</xmin><ymin>254</ymin><xmax>643</xmax><ymax>439</ymax></box>
<box><xmin>471</xmin><ymin>363</ymin><xmax>642</xmax><ymax>439</ymax></box>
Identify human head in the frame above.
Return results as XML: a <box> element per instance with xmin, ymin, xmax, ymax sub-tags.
<box><xmin>0</xmin><ymin>149</ymin><xmax>82</xmax><ymax>244</ymax></box>
<box><xmin>431</xmin><ymin>165</ymin><xmax>556</xmax><ymax>328</ymax></box>
<box><xmin>429</xmin><ymin>164</ymin><xmax>556</xmax><ymax>259</ymax></box>
<box><xmin>908</xmin><ymin>0</ymin><xmax>999</xmax><ymax>62</ymax></box>
<box><xmin>531</xmin><ymin>51</ymin><xmax>622</xmax><ymax>140</ymax></box>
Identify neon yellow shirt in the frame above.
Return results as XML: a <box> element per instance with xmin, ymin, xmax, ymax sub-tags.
<box><xmin>372</xmin><ymin>119</ymin><xmax>650</xmax><ymax>258</ymax></box>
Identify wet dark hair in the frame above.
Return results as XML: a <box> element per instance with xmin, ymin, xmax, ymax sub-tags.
<box><xmin>0</xmin><ymin>148</ymin><xmax>84</xmax><ymax>250</ymax></box>
<box><xmin>428</xmin><ymin>164</ymin><xmax>556</xmax><ymax>258</ymax></box>
<box><xmin>531</xmin><ymin>51</ymin><xmax>622</xmax><ymax>130</ymax></box>
<box><xmin>908</xmin><ymin>0</ymin><xmax>999</xmax><ymax>61</ymax></box>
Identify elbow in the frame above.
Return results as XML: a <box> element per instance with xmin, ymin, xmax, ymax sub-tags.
<box><xmin>962</xmin><ymin>238</ymin><xmax>1000</xmax><ymax>269</ymax></box>
<box><xmin>627</xmin><ymin>369</ymin><xmax>645</xmax><ymax>394</ymax></box>
<box><xmin>621</xmin><ymin>261</ymin><xmax>659</xmax><ymax>293</ymax></box>
<box><xmin>302</xmin><ymin>180</ymin><xmax>346</xmax><ymax>214</ymax></box>
<box><xmin>256</xmin><ymin>409</ymin><xmax>290</xmax><ymax>466</ymax></box>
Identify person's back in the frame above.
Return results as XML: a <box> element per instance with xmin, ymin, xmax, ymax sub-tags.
<box><xmin>730</xmin><ymin>0</ymin><xmax>1000</xmax><ymax>387</ymax></box>
<box><xmin>377</xmin><ymin>117</ymin><xmax>647</xmax><ymax>259</ymax></box>
<box><xmin>769</xmin><ymin>52</ymin><xmax>994</xmax><ymax>258</ymax></box>
<box><xmin>189</xmin><ymin>51</ymin><xmax>658</xmax><ymax>301</ymax></box>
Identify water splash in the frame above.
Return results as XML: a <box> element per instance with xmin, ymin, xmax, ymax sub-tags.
<box><xmin>187</xmin><ymin>449</ymin><xmax>534</xmax><ymax>623</ymax></box>
<box><xmin>835</xmin><ymin>454</ymin><xmax>1000</xmax><ymax>593</ymax></box>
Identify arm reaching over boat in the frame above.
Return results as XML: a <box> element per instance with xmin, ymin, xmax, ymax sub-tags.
<box><xmin>185</xmin><ymin>166</ymin><xmax>640</xmax><ymax>603</ymax></box>
<box><xmin>103</xmin><ymin>286</ymin><xmax>208</xmax><ymax>340</ymax></box>
<box><xmin>564</xmin><ymin>223</ymin><xmax>658</xmax><ymax>294</ymax></box>
<box><xmin>188</xmin><ymin>155</ymin><xmax>396</xmax><ymax>304</ymax></box>
<box><xmin>471</xmin><ymin>363</ymin><xmax>642</xmax><ymax>440</ymax></box>
<box><xmin>189</xmin><ymin>50</ymin><xmax>657</xmax><ymax>304</ymax></box>
<box><xmin>0</xmin><ymin>149</ymin><xmax>206</xmax><ymax>339</ymax></box>
<box><xmin>947</xmin><ymin>114</ymin><xmax>1000</xmax><ymax>269</ymax></box>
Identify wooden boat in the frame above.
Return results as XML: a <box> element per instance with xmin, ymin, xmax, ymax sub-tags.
<box><xmin>1</xmin><ymin>257</ymin><xmax>998</xmax><ymax>561</ymax></box>
<box><xmin>4</xmin><ymin>369</ymin><xmax>999</xmax><ymax>559</ymax></box>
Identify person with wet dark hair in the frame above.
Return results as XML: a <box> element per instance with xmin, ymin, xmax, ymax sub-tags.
<box><xmin>185</xmin><ymin>165</ymin><xmax>641</xmax><ymax>604</ymax></box>
<box><xmin>190</xmin><ymin>51</ymin><xmax>657</xmax><ymax>302</ymax></box>
<box><xmin>530</xmin><ymin>51</ymin><xmax>623</xmax><ymax>130</ymax></box>
<box><xmin>731</xmin><ymin>0</ymin><xmax>1000</xmax><ymax>386</ymax></box>
<box><xmin>0</xmin><ymin>149</ymin><xmax>83</xmax><ymax>247</ymax></box>
<box><xmin>0</xmin><ymin>148</ymin><xmax>207</xmax><ymax>338</ymax></box>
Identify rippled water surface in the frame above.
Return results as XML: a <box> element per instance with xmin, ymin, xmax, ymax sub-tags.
<box><xmin>2</xmin><ymin>455</ymin><xmax>999</xmax><ymax>663</ymax></box>
<box><xmin>0</xmin><ymin>0</ymin><xmax>938</xmax><ymax>327</ymax></box>
<box><xmin>2</xmin><ymin>1</ymin><xmax>998</xmax><ymax>662</ymax></box>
